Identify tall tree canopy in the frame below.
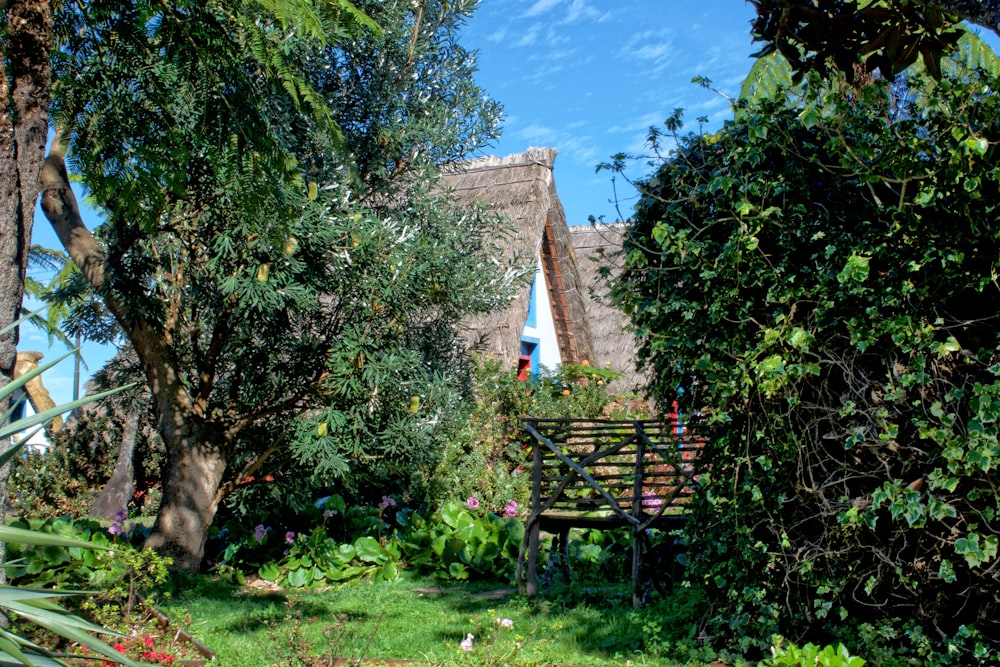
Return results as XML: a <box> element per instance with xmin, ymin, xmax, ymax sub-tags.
<box><xmin>610</xmin><ymin>60</ymin><xmax>1000</xmax><ymax>654</ymax></box>
<box><xmin>30</xmin><ymin>0</ymin><xmax>511</xmax><ymax>570</ymax></box>
<box><xmin>751</xmin><ymin>0</ymin><xmax>1000</xmax><ymax>80</ymax></box>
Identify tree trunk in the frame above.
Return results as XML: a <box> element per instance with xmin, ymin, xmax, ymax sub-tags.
<box><xmin>90</xmin><ymin>410</ymin><xmax>139</xmax><ymax>522</ymax></box>
<box><xmin>0</xmin><ymin>0</ymin><xmax>54</xmax><ymax>593</ymax></box>
<box><xmin>143</xmin><ymin>423</ymin><xmax>228</xmax><ymax>572</ymax></box>
<box><xmin>0</xmin><ymin>0</ymin><xmax>52</xmax><ymax>388</ymax></box>
<box><xmin>40</xmin><ymin>148</ymin><xmax>229</xmax><ymax>571</ymax></box>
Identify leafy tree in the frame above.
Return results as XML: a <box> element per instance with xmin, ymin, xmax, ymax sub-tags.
<box><xmin>609</xmin><ymin>62</ymin><xmax>1000</xmax><ymax>653</ymax></box>
<box><xmin>751</xmin><ymin>0</ymin><xmax>1000</xmax><ymax>81</ymax></box>
<box><xmin>38</xmin><ymin>0</ymin><xmax>510</xmax><ymax>570</ymax></box>
<box><xmin>0</xmin><ymin>0</ymin><xmax>373</xmax><ymax>562</ymax></box>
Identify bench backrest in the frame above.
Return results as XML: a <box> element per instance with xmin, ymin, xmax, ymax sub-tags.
<box><xmin>523</xmin><ymin>418</ymin><xmax>704</xmax><ymax>527</ymax></box>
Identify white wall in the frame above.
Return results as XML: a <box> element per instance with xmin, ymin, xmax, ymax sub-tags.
<box><xmin>521</xmin><ymin>255</ymin><xmax>562</xmax><ymax>373</ymax></box>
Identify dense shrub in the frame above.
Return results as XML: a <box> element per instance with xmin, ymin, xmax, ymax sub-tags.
<box><xmin>610</xmin><ymin>68</ymin><xmax>1000</xmax><ymax>656</ymax></box>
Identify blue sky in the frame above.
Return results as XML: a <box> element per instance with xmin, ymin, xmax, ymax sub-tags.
<box><xmin>461</xmin><ymin>0</ymin><xmax>762</xmax><ymax>226</ymax></box>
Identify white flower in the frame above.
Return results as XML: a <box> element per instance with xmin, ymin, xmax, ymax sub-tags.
<box><xmin>460</xmin><ymin>633</ymin><xmax>474</xmax><ymax>653</ymax></box>
<box><xmin>497</xmin><ymin>618</ymin><xmax>513</xmax><ymax>629</ymax></box>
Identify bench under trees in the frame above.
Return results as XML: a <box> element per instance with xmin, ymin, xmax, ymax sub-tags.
<box><xmin>517</xmin><ymin>418</ymin><xmax>704</xmax><ymax>607</ymax></box>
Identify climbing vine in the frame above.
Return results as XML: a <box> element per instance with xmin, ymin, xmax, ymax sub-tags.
<box><xmin>609</xmin><ymin>67</ymin><xmax>1000</xmax><ymax>655</ymax></box>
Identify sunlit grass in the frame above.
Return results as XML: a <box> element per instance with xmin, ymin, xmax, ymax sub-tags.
<box><xmin>159</xmin><ymin>574</ymin><xmax>707</xmax><ymax>666</ymax></box>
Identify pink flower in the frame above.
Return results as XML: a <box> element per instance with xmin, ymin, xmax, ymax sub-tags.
<box><xmin>466</xmin><ymin>496</ymin><xmax>480</xmax><ymax>510</ymax></box>
<box><xmin>285</xmin><ymin>531</ymin><xmax>296</xmax><ymax>544</ymax></box>
<box><xmin>460</xmin><ymin>633</ymin><xmax>474</xmax><ymax>652</ymax></box>
<box><xmin>502</xmin><ymin>500</ymin><xmax>518</xmax><ymax>519</ymax></box>
<box><xmin>497</xmin><ymin>618</ymin><xmax>513</xmax><ymax>629</ymax></box>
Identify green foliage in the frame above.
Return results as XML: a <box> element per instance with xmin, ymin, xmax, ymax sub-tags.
<box><xmin>750</xmin><ymin>0</ymin><xmax>965</xmax><ymax>81</ymax></box>
<box><xmin>218</xmin><ymin>498</ymin><xmax>523</xmax><ymax>588</ymax></box>
<box><xmin>0</xmin><ymin>368</ymin><xmax>141</xmax><ymax>666</ymax></box>
<box><xmin>425</xmin><ymin>359</ymin><xmax>641</xmax><ymax>514</ymax></box>
<box><xmin>609</xmin><ymin>57</ymin><xmax>1000</xmax><ymax>654</ymax></box>
<box><xmin>41</xmin><ymin>0</ymin><xmax>511</xmax><ymax>563</ymax></box>
<box><xmin>398</xmin><ymin>502</ymin><xmax>523</xmax><ymax>582</ymax></box>
<box><xmin>763</xmin><ymin>638</ymin><xmax>865</xmax><ymax>667</ymax></box>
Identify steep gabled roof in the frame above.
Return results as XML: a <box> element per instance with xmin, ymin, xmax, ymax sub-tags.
<box><xmin>443</xmin><ymin>148</ymin><xmax>594</xmax><ymax>367</ymax></box>
<box><xmin>569</xmin><ymin>223</ymin><xmax>649</xmax><ymax>395</ymax></box>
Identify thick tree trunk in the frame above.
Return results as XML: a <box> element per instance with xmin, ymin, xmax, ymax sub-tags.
<box><xmin>40</xmin><ymin>148</ymin><xmax>229</xmax><ymax>571</ymax></box>
<box><xmin>90</xmin><ymin>410</ymin><xmax>139</xmax><ymax>521</ymax></box>
<box><xmin>0</xmin><ymin>0</ymin><xmax>52</xmax><ymax>388</ymax></box>
<box><xmin>143</xmin><ymin>422</ymin><xmax>228</xmax><ymax>572</ymax></box>
<box><xmin>0</xmin><ymin>0</ymin><xmax>53</xmax><ymax>592</ymax></box>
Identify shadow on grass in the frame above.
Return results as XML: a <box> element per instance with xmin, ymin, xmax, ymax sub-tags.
<box><xmin>162</xmin><ymin>572</ymin><xmax>695</xmax><ymax>666</ymax></box>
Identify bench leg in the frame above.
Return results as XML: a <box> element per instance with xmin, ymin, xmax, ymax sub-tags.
<box><xmin>631</xmin><ymin>528</ymin><xmax>643</xmax><ymax>608</ymax></box>
<box><xmin>526</xmin><ymin>520</ymin><xmax>540</xmax><ymax>597</ymax></box>
<box><xmin>559</xmin><ymin>528</ymin><xmax>571</xmax><ymax>582</ymax></box>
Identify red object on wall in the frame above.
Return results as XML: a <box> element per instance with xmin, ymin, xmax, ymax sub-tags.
<box><xmin>517</xmin><ymin>354</ymin><xmax>531</xmax><ymax>381</ymax></box>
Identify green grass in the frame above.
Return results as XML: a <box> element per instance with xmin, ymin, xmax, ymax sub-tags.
<box><xmin>158</xmin><ymin>574</ymin><xmax>710</xmax><ymax>666</ymax></box>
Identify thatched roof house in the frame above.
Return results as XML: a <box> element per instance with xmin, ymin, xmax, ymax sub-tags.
<box><xmin>444</xmin><ymin>148</ymin><xmax>647</xmax><ymax>395</ymax></box>
<box><xmin>444</xmin><ymin>148</ymin><xmax>594</xmax><ymax>373</ymax></box>
<box><xmin>569</xmin><ymin>224</ymin><xmax>648</xmax><ymax>395</ymax></box>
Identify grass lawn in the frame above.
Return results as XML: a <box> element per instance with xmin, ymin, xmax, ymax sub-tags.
<box><xmin>159</xmin><ymin>574</ymin><xmax>706</xmax><ymax>666</ymax></box>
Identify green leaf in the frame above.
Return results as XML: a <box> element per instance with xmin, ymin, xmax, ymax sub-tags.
<box><xmin>353</xmin><ymin>536</ymin><xmax>384</xmax><ymax>563</ymax></box>
<box><xmin>837</xmin><ymin>254</ymin><xmax>870</xmax><ymax>284</ymax></box>
<box><xmin>258</xmin><ymin>562</ymin><xmax>280</xmax><ymax>581</ymax></box>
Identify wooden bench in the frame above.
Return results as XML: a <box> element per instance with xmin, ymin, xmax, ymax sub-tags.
<box><xmin>516</xmin><ymin>418</ymin><xmax>704</xmax><ymax>607</ymax></box>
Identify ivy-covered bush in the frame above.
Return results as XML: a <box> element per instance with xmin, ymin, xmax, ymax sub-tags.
<box><xmin>610</xmin><ymin>66</ymin><xmax>1000</xmax><ymax>656</ymax></box>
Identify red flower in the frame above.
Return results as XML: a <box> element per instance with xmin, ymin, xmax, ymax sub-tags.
<box><xmin>143</xmin><ymin>636</ymin><xmax>155</xmax><ymax>649</ymax></box>
<box><xmin>113</xmin><ymin>643</ymin><xmax>127</xmax><ymax>654</ymax></box>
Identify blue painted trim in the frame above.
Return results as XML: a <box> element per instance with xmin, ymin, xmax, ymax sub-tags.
<box><xmin>520</xmin><ymin>335</ymin><xmax>540</xmax><ymax>379</ymax></box>
<box><xmin>526</xmin><ymin>278</ymin><xmax>537</xmax><ymax>328</ymax></box>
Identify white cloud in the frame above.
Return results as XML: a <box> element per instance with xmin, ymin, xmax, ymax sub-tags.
<box><xmin>486</xmin><ymin>28</ymin><xmax>507</xmax><ymax>43</ymax></box>
<box><xmin>516</xmin><ymin>25</ymin><xmax>542</xmax><ymax>47</ymax></box>
<box><xmin>617</xmin><ymin>29</ymin><xmax>679</xmax><ymax>75</ymax></box>
<box><xmin>524</xmin><ymin>0</ymin><xmax>562</xmax><ymax>17</ymax></box>
<box><xmin>562</xmin><ymin>0</ymin><xmax>612</xmax><ymax>23</ymax></box>
<box><xmin>510</xmin><ymin>123</ymin><xmax>599</xmax><ymax>167</ymax></box>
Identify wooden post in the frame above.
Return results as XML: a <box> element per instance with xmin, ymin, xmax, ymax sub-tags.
<box><xmin>631</xmin><ymin>421</ymin><xmax>646</xmax><ymax>608</ymax></box>
<box><xmin>526</xmin><ymin>419</ymin><xmax>543</xmax><ymax>597</ymax></box>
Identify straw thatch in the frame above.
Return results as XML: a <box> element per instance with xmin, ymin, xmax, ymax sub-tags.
<box><xmin>569</xmin><ymin>223</ymin><xmax>649</xmax><ymax>395</ymax></box>
<box><xmin>444</xmin><ymin>148</ymin><xmax>594</xmax><ymax>368</ymax></box>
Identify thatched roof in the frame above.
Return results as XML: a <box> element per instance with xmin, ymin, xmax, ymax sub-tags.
<box><xmin>444</xmin><ymin>148</ymin><xmax>594</xmax><ymax>367</ymax></box>
<box><xmin>569</xmin><ymin>224</ymin><xmax>649</xmax><ymax>395</ymax></box>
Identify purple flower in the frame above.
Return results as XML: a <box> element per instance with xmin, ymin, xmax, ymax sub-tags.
<box><xmin>285</xmin><ymin>531</ymin><xmax>296</xmax><ymax>544</ymax></box>
<box><xmin>379</xmin><ymin>495</ymin><xmax>396</xmax><ymax>510</ymax></box>
<box><xmin>502</xmin><ymin>501</ymin><xmax>518</xmax><ymax>519</ymax></box>
<box><xmin>323</xmin><ymin>509</ymin><xmax>336</xmax><ymax>519</ymax></box>
<box><xmin>107</xmin><ymin>523</ymin><xmax>123</xmax><ymax>536</ymax></box>
<box><xmin>254</xmin><ymin>524</ymin><xmax>267</xmax><ymax>543</ymax></box>
<box><xmin>466</xmin><ymin>496</ymin><xmax>480</xmax><ymax>510</ymax></box>
<box><xmin>460</xmin><ymin>633</ymin><xmax>474</xmax><ymax>652</ymax></box>
<box><xmin>114</xmin><ymin>509</ymin><xmax>128</xmax><ymax>524</ymax></box>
